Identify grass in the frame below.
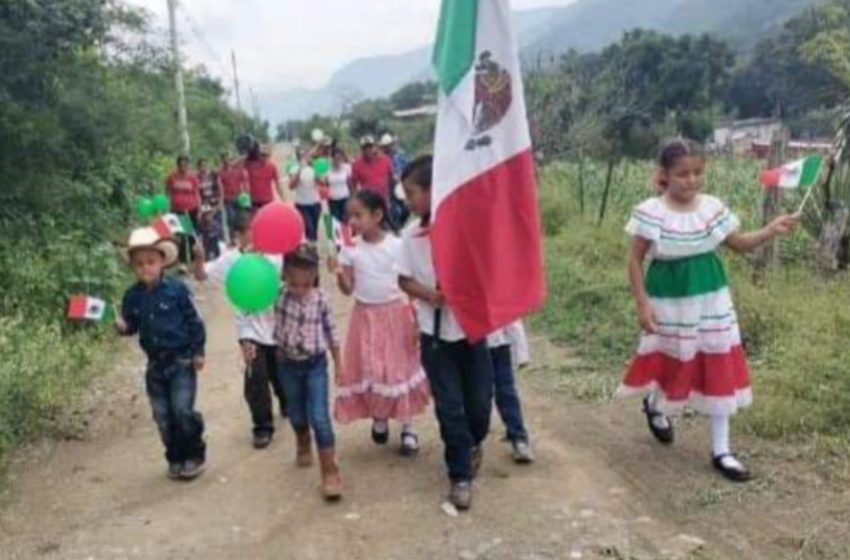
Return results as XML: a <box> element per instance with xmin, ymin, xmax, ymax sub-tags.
<box><xmin>534</xmin><ymin>157</ymin><xmax>850</xmax><ymax>447</ymax></box>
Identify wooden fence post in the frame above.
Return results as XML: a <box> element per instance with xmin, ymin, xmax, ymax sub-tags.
<box><xmin>753</xmin><ymin>128</ymin><xmax>789</xmax><ymax>281</ymax></box>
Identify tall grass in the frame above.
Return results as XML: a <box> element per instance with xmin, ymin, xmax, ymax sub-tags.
<box><xmin>535</xmin><ymin>158</ymin><xmax>850</xmax><ymax>443</ymax></box>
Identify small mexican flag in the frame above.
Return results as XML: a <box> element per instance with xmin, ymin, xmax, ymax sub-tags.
<box><xmin>67</xmin><ymin>295</ymin><xmax>114</xmax><ymax>322</ymax></box>
<box><xmin>322</xmin><ymin>214</ymin><xmax>354</xmax><ymax>251</ymax></box>
<box><xmin>760</xmin><ymin>155</ymin><xmax>823</xmax><ymax>189</ymax></box>
<box><xmin>151</xmin><ymin>213</ymin><xmax>194</xmax><ymax>237</ymax></box>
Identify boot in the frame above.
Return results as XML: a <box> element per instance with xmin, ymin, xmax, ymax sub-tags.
<box><xmin>296</xmin><ymin>428</ymin><xmax>313</xmax><ymax>467</ymax></box>
<box><xmin>318</xmin><ymin>448</ymin><xmax>343</xmax><ymax>501</ymax></box>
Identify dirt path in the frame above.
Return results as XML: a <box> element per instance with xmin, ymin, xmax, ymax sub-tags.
<box><xmin>0</xmin><ymin>280</ymin><xmax>723</xmax><ymax>560</ymax></box>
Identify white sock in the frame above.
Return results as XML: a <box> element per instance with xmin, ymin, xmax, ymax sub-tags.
<box><xmin>710</xmin><ymin>414</ymin><xmax>731</xmax><ymax>457</ymax></box>
<box><xmin>373</xmin><ymin>419</ymin><xmax>388</xmax><ymax>433</ymax></box>
<box><xmin>647</xmin><ymin>392</ymin><xmax>671</xmax><ymax>430</ymax></box>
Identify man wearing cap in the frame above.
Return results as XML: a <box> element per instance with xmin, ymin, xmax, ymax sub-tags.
<box><xmin>351</xmin><ymin>135</ymin><xmax>395</xmax><ymax>205</ymax></box>
<box><xmin>245</xmin><ymin>145</ymin><xmax>281</xmax><ymax>211</ymax></box>
<box><xmin>380</xmin><ymin>133</ymin><xmax>411</xmax><ymax>226</ymax></box>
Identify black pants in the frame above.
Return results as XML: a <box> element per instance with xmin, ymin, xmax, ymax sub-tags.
<box><xmin>420</xmin><ymin>335</ymin><xmax>494</xmax><ymax>482</ymax></box>
<box><xmin>244</xmin><ymin>342</ymin><xmax>287</xmax><ymax>436</ymax></box>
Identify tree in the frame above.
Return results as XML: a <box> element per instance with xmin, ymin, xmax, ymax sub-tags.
<box><xmin>389</xmin><ymin>81</ymin><xmax>437</xmax><ymax>111</ymax></box>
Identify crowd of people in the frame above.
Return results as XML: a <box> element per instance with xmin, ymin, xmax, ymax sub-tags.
<box><xmin>116</xmin><ymin>135</ymin><xmax>799</xmax><ymax>511</ymax></box>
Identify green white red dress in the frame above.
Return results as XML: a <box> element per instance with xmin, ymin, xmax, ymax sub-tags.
<box><xmin>617</xmin><ymin>194</ymin><xmax>753</xmax><ymax>416</ymax></box>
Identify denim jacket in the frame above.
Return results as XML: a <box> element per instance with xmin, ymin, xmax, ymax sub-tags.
<box><xmin>121</xmin><ymin>277</ymin><xmax>206</xmax><ymax>360</ymax></box>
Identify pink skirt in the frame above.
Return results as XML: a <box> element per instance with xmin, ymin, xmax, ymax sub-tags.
<box><xmin>334</xmin><ymin>300</ymin><xmax>431</xmax><ymax>423</ymax></box>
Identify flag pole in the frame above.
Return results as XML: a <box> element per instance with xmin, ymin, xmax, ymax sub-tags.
<box><xmin>796</xmin><ymin>182</ymin><xmax>817</xmax><ymax>216</ymax></box>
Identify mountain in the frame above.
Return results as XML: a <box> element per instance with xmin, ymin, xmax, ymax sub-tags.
<box><xmin>260</xmin><ymin>0</ymin><xmax>824</xmax><ymax>124</ymax></box>
<box><xmin>259</xmin><ymin>7</ymin><xmax>563</xmax><ymax>124</ymax></box>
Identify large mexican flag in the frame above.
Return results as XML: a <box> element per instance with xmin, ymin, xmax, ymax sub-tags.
<box><xmin>430</xmin><ymin>0</ymin><xmax>546</xmax><ymax>340</ymax></box>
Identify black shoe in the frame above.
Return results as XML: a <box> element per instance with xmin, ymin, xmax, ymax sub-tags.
<box><xmin>253</xmin><ymin>431</ymin><xmax>273</xmax><ymax>449</ymax></box>
<box><xmin>712</xmin><ymin>454</ymin><xmax>752</xmax><ymax>482</ymax></box>
<box><xmin>371</xmin><ymin>421</ymin><xmax>389</xmax><ymax>445</ymax></box>
<box><xmin>642</xmin><ymin>396</ymin><xmax>674</xmax><ymax>444</ymax></box>
<box><xmin>180</xmin><ymin>459</ymin><xmax>206</xmax><ymax>480</ymax></box>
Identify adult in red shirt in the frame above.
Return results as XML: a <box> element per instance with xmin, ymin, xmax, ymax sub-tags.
<box><xmin>351</xmin><ymin>135</ymin><xmax>394</xmax><ymax>203</ymax></box>
<box><xmin>244</xmin><ymin>146</ymin><xmax>280</xmax><ymax>210</ymax></box>
<box><xmin>217</xmin><ymin>152</ymin><xmax>248</xmax><ymax>236</ymax></box>
<box><xmin>165</xmin><ymin>155</ymin><xmax>201</xmax><ymax>264</ymax></box>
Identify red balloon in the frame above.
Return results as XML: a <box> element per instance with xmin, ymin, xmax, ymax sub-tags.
<box><xmin>251</xmin><ymin>202</ymin><xmax>305</xmax><ymax>254</ymax></box>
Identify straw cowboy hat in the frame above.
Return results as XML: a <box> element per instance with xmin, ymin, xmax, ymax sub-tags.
<box><xmin>379</xmin><ymin>133</ymin><xmax>395</xmax><ymax>147</ymax></box>
<box><xmin>359</xmin><ymin>134</ymin><xmax>376</xmax><ymax>147</ymax></box>
<box><xmin>311</xmin><ymin>128</ymin><xmax>325</xmax><ymax>143</ymax></box>
<box><xmin>124</xmin><ymin>226</ymin><xmax>179</xmax><ymax>268</ymax></box>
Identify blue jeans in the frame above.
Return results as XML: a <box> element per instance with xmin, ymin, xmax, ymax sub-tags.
<box><xmin>328</xmin><ymin>198</ymin><xmax>349</xmax><ymax>224</ymax></box>
<box><xmin>146</xmin><ymin>357</ymin><xmax>206</xmax><ymax>464</ymax></box>
<box><xmin>420</xmin><ymin>336</ymin><xmax>493</xmax><ymax>482</ymax></box>
<box><xmin>490</xmin><ymin>345</ymin><xmax>529</xmax><ymax>442</ymax></box>
<box><xmin>278</xmin><ymin>354</ymin><xmax>335</xmax><ymax>449</ymax></box>
<box><xmin>296</xmin><ymin>203</ymin><xmax>322</xmax><ymax>242</ymax></box>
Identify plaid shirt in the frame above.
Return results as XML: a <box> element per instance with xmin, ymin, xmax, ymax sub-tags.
<box><xmin>274</xmin><ymin>289</ymin><xmax>339</xmax><ymax>360</ymax></box>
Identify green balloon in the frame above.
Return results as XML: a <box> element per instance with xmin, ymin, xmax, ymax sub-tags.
<box><xmin>136</xmin><ymin>197</ymin><xmax>155</xmax><ymax>220</ymax></box>
<box><xmin>236</xmin><ymin>192</ymin><xmax>252</xmax><ymax>209</ymax></box>
<box><xmin>312</xmin><ymin>157</ymin><xmax>330</xmax><ymax>176</ymax></box>
<box><xmin>152</xmin><ymin>193</ymin><xmax>170</xmax><ymax>214</ymax></box>
<box><xmin>225</xmin><ymin>254</ymin><xmax>280</xmax><ymax>313</ymax></box>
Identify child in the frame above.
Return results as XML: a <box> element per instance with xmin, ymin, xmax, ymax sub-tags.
<box><xmin>487</xmin><ymin>321</ymin><xmax>534</xmax><ymax>464</ymax></box>
<box><xmin>618</xmin><ymin>138</ymin><xmax>798</xmax><ymax>482</ymax></box>
<box><xmin>398</xmin><ymin>155</ymin><xmax>494</xmax><ymax>511</ymax></box>
<box><xmin>275</xmin><ymin>244</ymin><xmax>343</xmax><ymax>500</ymax></box>
<box><xmin>115</xmin><ymin>227</ymin><xmax>207</xmax><ymax>480</ymax></box>
<box><xmin>331</xmin><ymin>190</ymin><xmax>430</xmax><ymax>456</ymax></box>
<box><xmin>192</xmin><ymin>211</ymin><xmax>287</xmax><ymax>450</ymax></box>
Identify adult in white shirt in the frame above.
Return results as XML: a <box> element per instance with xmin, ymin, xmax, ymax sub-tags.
<box><xmin>191</xmin><ymin>213</ymin><xmax>286</xmax><ymax>449</ymax></box>
<box><xmin>290</xmin><ymin>153</ymin><xmax>322</xmax><ymax>242</ymax></box>
<box><xmin>327</xmin><ymin>145</ymin><xmax>353</xmax><ymax>224</ymax></box>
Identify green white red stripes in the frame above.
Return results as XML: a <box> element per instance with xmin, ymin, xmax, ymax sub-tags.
<box><xmin>760</xmin><ymin>155</ymin><xmax>823</xmax><ymax>188</ymax></box>
<box><xmin>646</xmin><ymin>253</ymin><xmax>728</xmax><ymax>299</ymax></box>
<box><xmin>430</xmin><ymin>0</ymin><xmax>545</xmax><ymax>340</ymax></box>
<box><xmin>67</xmin><ymin>295</ymin><xmax>114</xmax><ymax>322</ymax></box>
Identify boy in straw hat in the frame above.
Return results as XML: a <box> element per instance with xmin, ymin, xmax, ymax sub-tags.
<box><xmin>116</xmin><ymin>227</ymin><xmax>208</xmax><ymax>480</ymax></box>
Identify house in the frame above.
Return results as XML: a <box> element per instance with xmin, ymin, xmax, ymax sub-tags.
<box><xmin>392</xmin><ymin>104</ymin><xmax>438</xmax><ymax>120</ymax></box>
<box><xmin>712</xmin><ymin>118</ymin><xmax>786</xmax><ymax>154</ymax></box>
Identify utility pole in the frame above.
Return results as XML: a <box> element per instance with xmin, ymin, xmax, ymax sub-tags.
<box><xmin>231</xmin><ymin>50</ymin><xmax>243</xmax><ymax>112</ymax></box>
<box><xmin>167</xmin><ymin>0</ymin><xmax>191</xmax><ymax>154</ymax></box>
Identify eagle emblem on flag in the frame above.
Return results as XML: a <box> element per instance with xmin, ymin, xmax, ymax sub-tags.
<box><xmin>467</xmin><ymin>51</ymin><xmax>513</xmax><ymax>151</ymax></box>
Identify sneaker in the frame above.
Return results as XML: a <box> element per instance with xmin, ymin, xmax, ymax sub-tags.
<box><xmin>400</xmin><ymin>431</ymin><xmax>419</xmax><ymax>457</ymax></box>
<box><xmin>471</xmin><ymin>446</ymin><xmax>484</xmax><ymax>478</ymax></box>
<box><xmin>253</xmin><ymin>431</ymin><xmax>273</xmax><ymax>450</ymax></box>
<box><xmin>167</xmin><ymin>463</ymin><xmax>182</xmax><ymax>480</ymax></box>
<box><xmin>712</xmin><ymin>454</ymin><xmax>752</xmax><ymax>483</ymax></box>
<box><xmin>448</xmin><ymin>481</ymin><xmax>473</xmax><ymax>511</ymax></box>
<box><xmin>180</xmin><ymin>459</ymin><xmax>206</xmax><ymax>480</ymax></box>
<box><xmin>511</xmin><ymin>440</ymin><xmax>535</xmax><ymax>464</ymax></box>
<box><xmin>371</xmin><ymin>420</ymin><xmax>389</xmax><ymax>445</ymax></box>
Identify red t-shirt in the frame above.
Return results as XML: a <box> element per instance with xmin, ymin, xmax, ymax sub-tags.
<box><xmin>245</xmin><ymin>159</ymin><xmax>279</xmax><ymax>204</ymax></box>
<box><xmin>219</xmin><ymin>166</ymin><xmax>247</xmax><ymax>201</ymax></box>
<box><xmin>352</xmin><ymin>154</ymin><xmax>393</xmax><ymax>201</ymax></box>
<box><xmin>166</xmin><ymin>170</ymin><xmax>201</xmax><ymax>212</ymax></box>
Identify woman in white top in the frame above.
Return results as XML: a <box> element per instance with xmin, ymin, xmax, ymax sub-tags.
<box><xmin>330</xmin><ymin>190</ymin><xmax>430</xmax><ymax>457</ymax></box>
<box><xmin>327</xmin><ymin>145</ymin><xmax>353</xmax><ymax>224</ymax></box>
<box><xmin>289</xmin><ymin>148</ymin><xmax>323</xmax><ymax>242</ymax></box>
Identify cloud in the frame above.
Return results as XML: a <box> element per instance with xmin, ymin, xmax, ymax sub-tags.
<box><xmin>126</xmin><ymin>0</ymin><xmax>571</xmax><ymax>93</ymax></box>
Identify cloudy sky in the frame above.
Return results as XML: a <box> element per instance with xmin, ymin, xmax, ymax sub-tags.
<box><xmin>127</xmin><ymin>0</ymin><xmax>572</xmax><ymax>94</ymax></box>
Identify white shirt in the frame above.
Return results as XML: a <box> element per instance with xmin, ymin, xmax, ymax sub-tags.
<box><xmin>488</xmin><ymin>321</ymin><xmax>531</xmax><ymax>367</ymax></box>
<box><xmin>397</xmin><ymin>221</ymin><xmax>466</xmax><ymax>342</ymax></box>
<box><xmin>294</xmin><ymin>165</ymin><xmax>320</xmax><ymax>206</ymax></box>
<box><xmin>327</xmin><ymin>163</ymin><xmax>351</xmax><ymax>201</ymax></box>
<box><xmin>339</xmin><ymin>234</ymin><xmax>405</xmax><ymax>304</ymax></box>
<box><xmin>204</xmin><ymin>248</ymin><xmax>281</xmax><ymax>345</ymax></box>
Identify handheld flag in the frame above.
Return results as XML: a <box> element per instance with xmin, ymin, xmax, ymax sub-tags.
<box><xmin>430</xmin><ymin>0</ymin><xmax>546</xmax><ymax>340</ymax></box>
<box><xmin>67</xmin><ymin>295</ymin><xmax>114</xmax><ymax>322</ymax></box>
<box><xmin>760</xmin><ymin>155</ymin><xmax>823</xmax><ymax>189</ymax></box>
<box><xmin>323</xmin><ymin>214</ymin><xmax>354</xmax><ymax>252</ymax></box>
<box><xmin>151</xmin><ymin>213</ymin><xmax>185</xmax><ymax>238</ymax></box>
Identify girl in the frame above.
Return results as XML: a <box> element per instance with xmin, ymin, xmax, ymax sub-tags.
<box><xmin>290</xmin><ymin>150</ymin><xmax>322</xmax><ymax>242</ymax></box>
<box><xmin>619</xmin><ymin>138</ymin><xmax>798</xmax><ymax>482</ymax></box>
<box><xmin>327</xmin><ymin>144</ymin><xmax>352</xmax><ymax>224</ymax></box>
<box><xmin>331</xmin><ymin>190</ymin><xmax>431</xmax><ymax>456</ymax></box>
<box><xmin>398</xmin><ymin>155</ymin><xmax>494</xmax><ymax>511</ymax></box>
<box><xmin>274</xmin><ymin>244</ymin><xmax>343</xmax><ymax>500</ymax></box>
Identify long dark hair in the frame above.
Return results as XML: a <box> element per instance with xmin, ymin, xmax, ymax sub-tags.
<box><xmin>353</xmin><ymin>189</ymin><xmax>393</xmax><ymax>232</ymax></box>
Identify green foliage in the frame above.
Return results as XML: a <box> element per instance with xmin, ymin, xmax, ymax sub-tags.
<box><xmin>534</xmin><ymin>157</ymin><xmax>850</xmax><ymax>442</ymax></box>
<box><xmin>389</xmin><ymin>81</ymin><xmax>436</xmax><ymax>111</ymax></box>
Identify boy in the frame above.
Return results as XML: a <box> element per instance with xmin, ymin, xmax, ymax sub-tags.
<box><xmin>193</xmin><ymin>211</ymin><xmax>287</xmax><ymax>449</ymax></box>
<box><xmin>116</xmin><ymin>227</ymin><xmax>207</xmax><ymax>480</ymax></box>
<box><xmin>275</xmin><ymin>244</ymin><xmax>343</xmax><ymax>500</ymax></box>
<box><xmin>397</xmin><ymin>156</ymin><xmax>494</xmax><ymax>511</ymax></box>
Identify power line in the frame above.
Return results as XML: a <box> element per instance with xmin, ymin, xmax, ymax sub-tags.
<box><xmin>175</xmin><ymin>1</ymin><xmax>230</xmax><ymax>80</ymax></box>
